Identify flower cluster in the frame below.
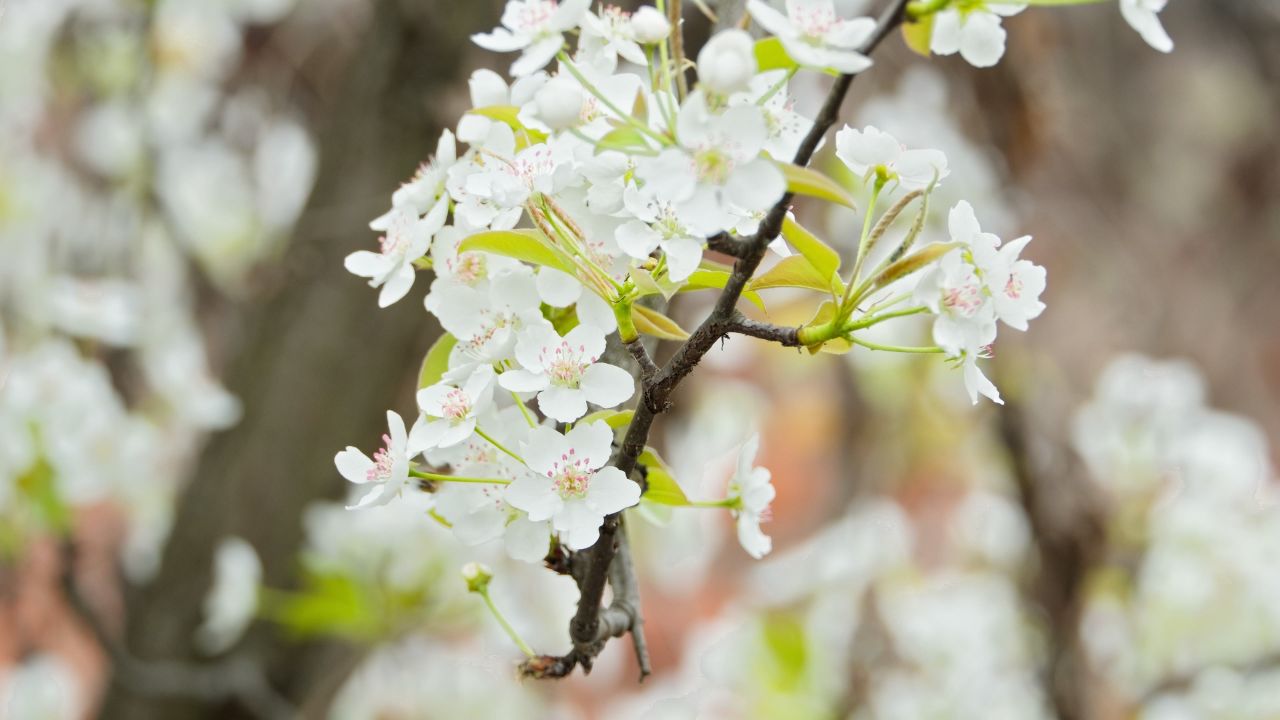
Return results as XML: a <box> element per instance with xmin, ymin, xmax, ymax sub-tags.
<box><xmin>332</xmin><ymin>0</ymin><xmax>1171</xmax><ymax>668</ymax></box>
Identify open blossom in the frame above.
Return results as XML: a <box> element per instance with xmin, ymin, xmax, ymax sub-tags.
<box><xmin>344</xmin><ymin>199</ymin><xmax>447</xmax><ymax>307</ymax></box>
<box><xmin>983</xmin><ymin>236</ymin><xmax>1046</xmax><ymax>331</ymax></box>
<box><xmin>335</xmin><ymin>411</ymin><xmax>415</xmax><ymax>509</ymax></box>
<box><xmin>835</xmin><ymin>125</ymin><xmax>949</xmax><ymax>190</ymax></box>
<box><xmin>578</xmin><ymin>5</ymin><xmax>648</xmax><ymax>71</ymax></box>
<box><xmin>499</xmin><ymin>322</ymin><xmax>634</xmax><ymax>423</ymax></box>
<box><xmin>369</xmin><ymin>130</ymin><xmax>456</xmax><ymax>229</ymax></box>
<box><xmin>1120</xmin><ymin>0</ymin><xmax>1173</xmax><ymax>53</ymax></box>
<box><xmin>410</xmin><ymin>366</ymin><xmax>496</xmax><ymax>452</ymax></box>
<box><xmin>472</xmin><ymin>0</ymin><xmax>590</xmax><ymax>77</ymax></box>
<box><xmin>636</xmin><ymin>92</ymin><xmax>785</xmax><ymax>235</ymax></box>
<box><xmin>615</xmin><ymin>186</ymin><xmax>705</xmax><ymax>282</ymax></box>
<box><xmin>730</xmin><ymin>70</ymin><xmax>813</xmax><ymax>161</ymax></box>
<box><xmin>728</xmin><ymin>434</ymin><xmax>775</xmax><ymax>559</ymax></box>
<box><xmin>506</xmin><ymin>422</ymin><xmax>641</xmax><ymax>549</ymax></box>
<box><xmin>458</xmin><ymin>69</ymin><xmax>546</xmax><ymax>144</ymax></box>
<box><xmin>746</xmin><ymin>0</ymin><xmax>876</xmax><ymax>73</ymax></box>
<box><xmin>930</xmin><ymin>3</ymin><xmax>1026</xmax><ymax>68</ymax></box>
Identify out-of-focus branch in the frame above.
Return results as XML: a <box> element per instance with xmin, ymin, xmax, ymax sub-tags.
<box><xmin>999</xmin><ymin>396</ymin><xmax>1105</xmax><ymax>720</ymax></box>
<box><xmin>59</xmin><ymin>543</ymin><xmax>295</xmax><ymax>720</ymax></box>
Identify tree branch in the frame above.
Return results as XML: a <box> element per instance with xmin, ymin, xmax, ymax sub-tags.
<box><xmin>725</xmin><ymin>312</ymin><xmax>802</xmax><ymax>347</ymax></box>
<box><xmin>542</xmin><ymin>0</ymin><xmax>909</xmax><ymax>678</ymax></box>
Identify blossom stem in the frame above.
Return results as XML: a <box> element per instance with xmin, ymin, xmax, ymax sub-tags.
<box><xmin>844</xmin><ymin>176</ymin><xmax>886</xmax><ymax>312</ymax></box>
<box><xmin>756</xmin><ymin>67</ymin><xmax>797</xmax><ymax>106</ymax></box>
<box><xmin>475</xmin><ymin>427</ymin><xmax>525</xmax><ymax>465</ymax></box>
<box><xmin>478</xmin><ymin>587</ymin><xmax>536</xmax><ymax>657</ymax></box>
<box><xmin>511</xmin><ymin>392</ymin><xmax>537</xmax><ymax>428</ymax></box>
<box><xmin>848</xmin><ymin>336</ymin><xmax>944</xmax><ymax>354</ymax></box>
<box><xmin>428</xmin><ymin>509</ymin><xmax>453</xmax><ymax>528</ymax></box>
<box><xmin>843</xmin><ymin>305</ymin><xmax>929</xmax><ymax>332</ymax></box>
<box><xmin>409</xmin><ymin>468</ymin><xmax>512</xmax><ymax>485</ymax></box>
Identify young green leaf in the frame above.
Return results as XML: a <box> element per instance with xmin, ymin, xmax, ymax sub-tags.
<box><xmin>776</xmin><ymin>162</ymin><xmax>859</xmax><ymax>210</ymax></box>
<box><xmin>680</xmin><ymin>269</ymin><xmax>766</xmax><ymax>311</ymax></box>
<box><xmin>748</xmin><ymin>255</ymin><xmax>845</xmax><ymax>296</ymax></box>
<box><xmin>902</xmin><ymin>16</ymin><xmax>935</xmax><ymax>58</ymax></box>
<box><xmin>579</xmin><ymin>408</ymin><xmax>636</xmax><ymax>429</ymax></box>
<box><xmin>418</xmin><ymin>333</ymin><xmax>458</xmax><ymax>389</ymax></box>
<box><xmin>633</xmin><ymin>304</ymin><xmax>690</xmax><ymax>341</ymax></box>
<box><xmin>596</xmin><ymin>126</ymin><xmax>652</xmax><ymax>154</ymax></box>
<box><xmin>781</xmin><ymin>217</ymin><xmax>841</xmax><ymax>280</ymax></box>
<box><xmin>458</xmin><ymin>229</ymin><xmax>575</xmax><ymax>275</ymax></box>
<box><xmin>637</xmin><ymin>448</ymin><xmax>690</xmax><ymax>506</ymax></box>
<box><xmin>754</xmin><ymin>37</ymin><xmax>799</xmax><ymax>72</ymax></box>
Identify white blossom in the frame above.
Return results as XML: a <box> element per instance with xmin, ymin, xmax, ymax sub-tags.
<box><xmin>410</xmin><ymin>365</ymin><xmax>497</xmax><ymax>451</ymax></box>
<box><xmin>506</xmin><ymin>422</ymin><xmax>640</xmax><ymax>549</ymax></box>
<box><xmin>695</xmin><ymin>29</ymin><xmax>757</xmax><ymax>95</ymax></box>
<box><xmin>746</xmin><ymin>0</ymin><xmax>876</xmax><ymax>73</ymax></box>
<box><xmin>499</xmin><ymin>322</ymin><xmax>634</xmax><ymax>423</ymax></box>
<box><xmin>1121</xmin><ymin>0</ymin><xmax>1173</xmax><ymax>54</ymax></box>
<box><xmin>728</xmin><ymin>434</ymin><xmax>775</xmax><ymax>559</ymax></box>
<box><xmin>930</xmin><ymin>3</ymin><xmax>1026</xmax><ymax>68</ymax></box>
<box><xmin>344</xmin><ymin>199</ymin><xmax>447</xmax><ymax>307</ymax></box>
<box><xmin>834</xmin><ymin>124</ymin><xmax>949</xmax><ymax>190</ymax></box>
<box><xmin>335</xmin><ymin>411</ymin><xmax>416</xmax><ymax>509</ymax></box>
<box><xmin>472</xmin><ymin>0</ymin><xmax>591</xmax><ymax>77</ymax></box>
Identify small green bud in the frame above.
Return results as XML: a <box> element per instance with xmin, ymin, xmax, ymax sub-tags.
<box><xmin>461</xmin><ymin>562</ymin><xmax>493</xmax><ymax>594</ymax></box>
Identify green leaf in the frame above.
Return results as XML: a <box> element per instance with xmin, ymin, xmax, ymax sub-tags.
<box><xmin>748</xmin><ymin>255</ymin><xmax>844</xmax><ymax>296</ymax></box>
<box><xmin>902</xmin><ymin>16</ymin><xmax>935</xmax><ymax>58</ymax></box>
<box><xmin>868</xmin><ymin>242</ymin><xmax>959</xmax><ymax>293</ymax></box>
<box><xmin>780</xmin><ymin>218</ymin><xmax>841</xmax><ymax>279</ymax></box>
<box><xmin>579</xmin><ymin>408</ymin><xmax>635</xmax><ymax>429</ymax></box>
<box><xmin>16</xmin><ymin>456</ymin><xmax>69</xmax><ymax>535</ymax></box>
<box><xmin>418</xmin><ymin>334</ymin><xmax>457</xmax><ymax>389</ymax></box>
<box><xmin>458</xmin><ymin>229</ymin><xmax>575</xmax><ymax>274</ymax></box>
<box><xmin>596</xmin><ymin>126</ymin><xmax>652</xmax><ymax>154</ymax></box>
<box><xmin>754</xmin><ymin>37</ymin><xmax>799</xmax><ymax>72</ymax></box>
<box><xmin>638</xmin><ymin>448</ymin><xmax>689</xmax><ymax>506</ymax></box>
<box><xmin>467</xmin><ymin>105</ymin><xmax>547</xmax><ymax>143</ymax></box>
<box><xmin>633</xmin><ymin>304</ymin><xmax>690</xmax><ymax>341</ymax></box>
<box><xmin>634</xmin><ymin>499</ymin><xmax>674</xmax><ymax>527</ymax></box>
<box><xmin>680</xmin><ymin>269</ymin><xmax>766</xmax><ymax>311</ymax></box>
<box><xmin>263</xmin><ymin>571</ymin><xmax>381</xmax><ymax>640</ymax></box>
<box><xmin>776</xmin><ymin>162</ymin><xmax>858</xmax><ymax>209</ymax></box>
<box><xmin>801</xmin><ymin>301</ymin><xmax>853</xmax><ymax>355</ymax></box>
<box><xmin>632</xmin><ymin>268</ymin><xmax>682</xmax><ymax>300</ymax></box>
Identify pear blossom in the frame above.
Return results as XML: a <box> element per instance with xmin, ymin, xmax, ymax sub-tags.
<box><xmin>369</xmin><ymin>130</ymin><xmax>456</xmax><ymax>229</ymax></box>
<box><xmin>458</xmin><ymin>69</ymin><xmax>547</xmax><ymax>145</ymax></box>
<box><xmin>636</xmin><ymin>92</ymin><xmax>785</xmax><ymax>235</ymax></box>
<box><xmin>335</xmin><ymin>411</ymin><xmax>416</xmax><ymax>509</ymax></box>
<box><xmin>984</xmin><ymin>236</ymin><xmax>1046</xmax><ymax>331</ymax></box>
<box><xmin>431</xmin><ymin>408</ymin><xmax>554</xmax><ymax>562</ymax></box>
<box><xmin>730</xmin><ymin>70</ymin><xmax>813</xmax><ymax>161</ymax></box>
<box><xmin>506</xmin><ymin>421</ymin><xmax>641</xmax><ymax>549</ymax></box>
<box><xmin>499</xmin><ymin>322</ymin><xmax>634</xmax><ymax>423</ymax></box>
<box><xmin>631</xmin><ymin>6</ymin><xmax>671</xmax><ymax>44</ymax></box>
<box><xmin>929</xmin><ymin>3</ymin><xmax>1026</xmax><ymax>68</ymax></box>
<box><xmin>746</xmin><ymin>0</ymin><xmax>876</xmax><ymax>73</ymax></box>
<box><xmin>834</xmin><ymin>125</ymin><xmax>949</xmax><ymax>190</ymax></box>
<box><xmin>728</xmin><ymin>434</ymin><xmax>775</xmax><ymax>559</ymax></box>
<box><xmin>531</xmin><ymin>76</ymin><xmax>586</xmax><ymax>130</ymax></box>
<box><xmin>695</xmin><ymin>29</ymin><xmax>757</xmax><ymax>95</ymax></box>
<box><xmin>410</xmin><ymin>365</ymin><xmax>497</xmax><ymax>451</ymax></box>
<box><xmin>345</xmin><ymin>199</ymin><xmax>447</xmax><ymax>307</ymax></box>
<box><xmin>615</xmin><ymin>186</ymin><xmax>705</xmax><ymax>282</ymax></box>
<box><xmin>472</xmin><ymin>0</ymin><xmax>591</xmax><ymax>77</ymax></box>
<box><xmin>578</xmin><ymin>5</ymin><xmax>648</xmax><ymax>72</ymax></box>
<box><xmin>1121</xmin><ymin>0</ymin><xmax>1173</xmax><ymax>53</ymax></box>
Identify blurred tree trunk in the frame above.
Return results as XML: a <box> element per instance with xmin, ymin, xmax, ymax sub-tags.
<box><xmin>98</xmin><ymin>1</ymin><xmax>496</xmax><ymax>717</ymax></box>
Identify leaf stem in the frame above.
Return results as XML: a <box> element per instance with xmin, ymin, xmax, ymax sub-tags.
<box><xmin>409</xmin><ymin>468</ymin><xmax>512</xmax><ymax>485</ymax></box>
<box><xmin>479</xmin><ymin>588</ymin><xmax>536</xmax><ymax>657</ymax></box>
<box><xmin>475</xmin><ymin>427</ymin><xmax>525</xmax><ymax>465</ymax></box>
<box><xmin>849</xmin><ymin>336</ymin><xmax>944</xmax><ymax>353</ymax></box>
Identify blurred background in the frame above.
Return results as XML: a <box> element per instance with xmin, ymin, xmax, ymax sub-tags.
<box><xmin>1</xmin><ymin>0</ymin><xmax>1279</xmax><ymax>718</ymax></box>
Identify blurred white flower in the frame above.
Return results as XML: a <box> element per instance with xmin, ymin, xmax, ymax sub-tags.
<box><xmin>196</xmin><ymin>537</ymin><xmax>263</xmax><ymax>654</ymax></box>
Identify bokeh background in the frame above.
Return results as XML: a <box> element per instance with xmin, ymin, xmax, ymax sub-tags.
<box><xmin>2</xmin><ymin>0</ymin><xmax>1279</xmax><ymax>718</ymax></box>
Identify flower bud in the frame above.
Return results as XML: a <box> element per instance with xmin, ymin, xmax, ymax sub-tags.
<box><xmin>461</xmin><ymin>562</ymin><xmax>493</xmax><ymax>593</ymax></box>
<box><xmin>534</xmin><ymin>77</ymin><xmax>585</xmax><ymax>131</ymax></box>
<box><xmin>696</xmin><ymin>29</ymin><xmax>756</xmax><ymax>95</ymax></box>
<box><xmin>631</xmin><ymin>6</ymin><xmax>671</xmax><ymax>44</ymax></box>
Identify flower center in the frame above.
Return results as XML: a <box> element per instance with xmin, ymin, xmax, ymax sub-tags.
<box><xmin>541</xmin><ymin>340</ymin><xmax>592</xmax><ymax>387</ymax></box>
<box><xmin>791</xmin><ymin>4</ymin><xmax>837</xmax><ymax>40</ymax></box>
<box><xmin>1004</xmin><ymin>274</ymin><xmax>1023</xmax><ymax>300</ymax></box>
<box><xmin>454</xmin><ymin>252</ymin><xmax>487</xmax><ymax>284</ymax></box>
<box><xmin>942</xmin><ymin>282</ymin><xmax>984</xmax><ymax>318</ymax></box>
<box><xmin>693</xmin><ymin>147</ymin><xmax>734</xmax><ymax>185</ymax></box>
<box><xmin>441</xmin><ymin>388</ymin><xmax>472</xmax><ymax>421</ymax></box>
<box><xmin>366</xmin><ymin>434</ymin><xmax>395</xmax><ymax>483</ymax></box>
<box><xmin>517</xmin><ymin>1</ymin><xmax>559</xmax><ymax>32</ymax></box>
<box><xmin>548</xmin><ymin>448</ymin><xmax>592</xmax><ymax>499</ymax></box>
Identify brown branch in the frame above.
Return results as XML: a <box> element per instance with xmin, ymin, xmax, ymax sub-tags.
<box><xmin>539</xmin><ymin>0</ymin><xmax>910</xmax><ymax>680</ymax></box>
<box><xmin>725</xmin><ymin>312</ymin><xmax>802</xmax><ymax>347</ymax></box>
